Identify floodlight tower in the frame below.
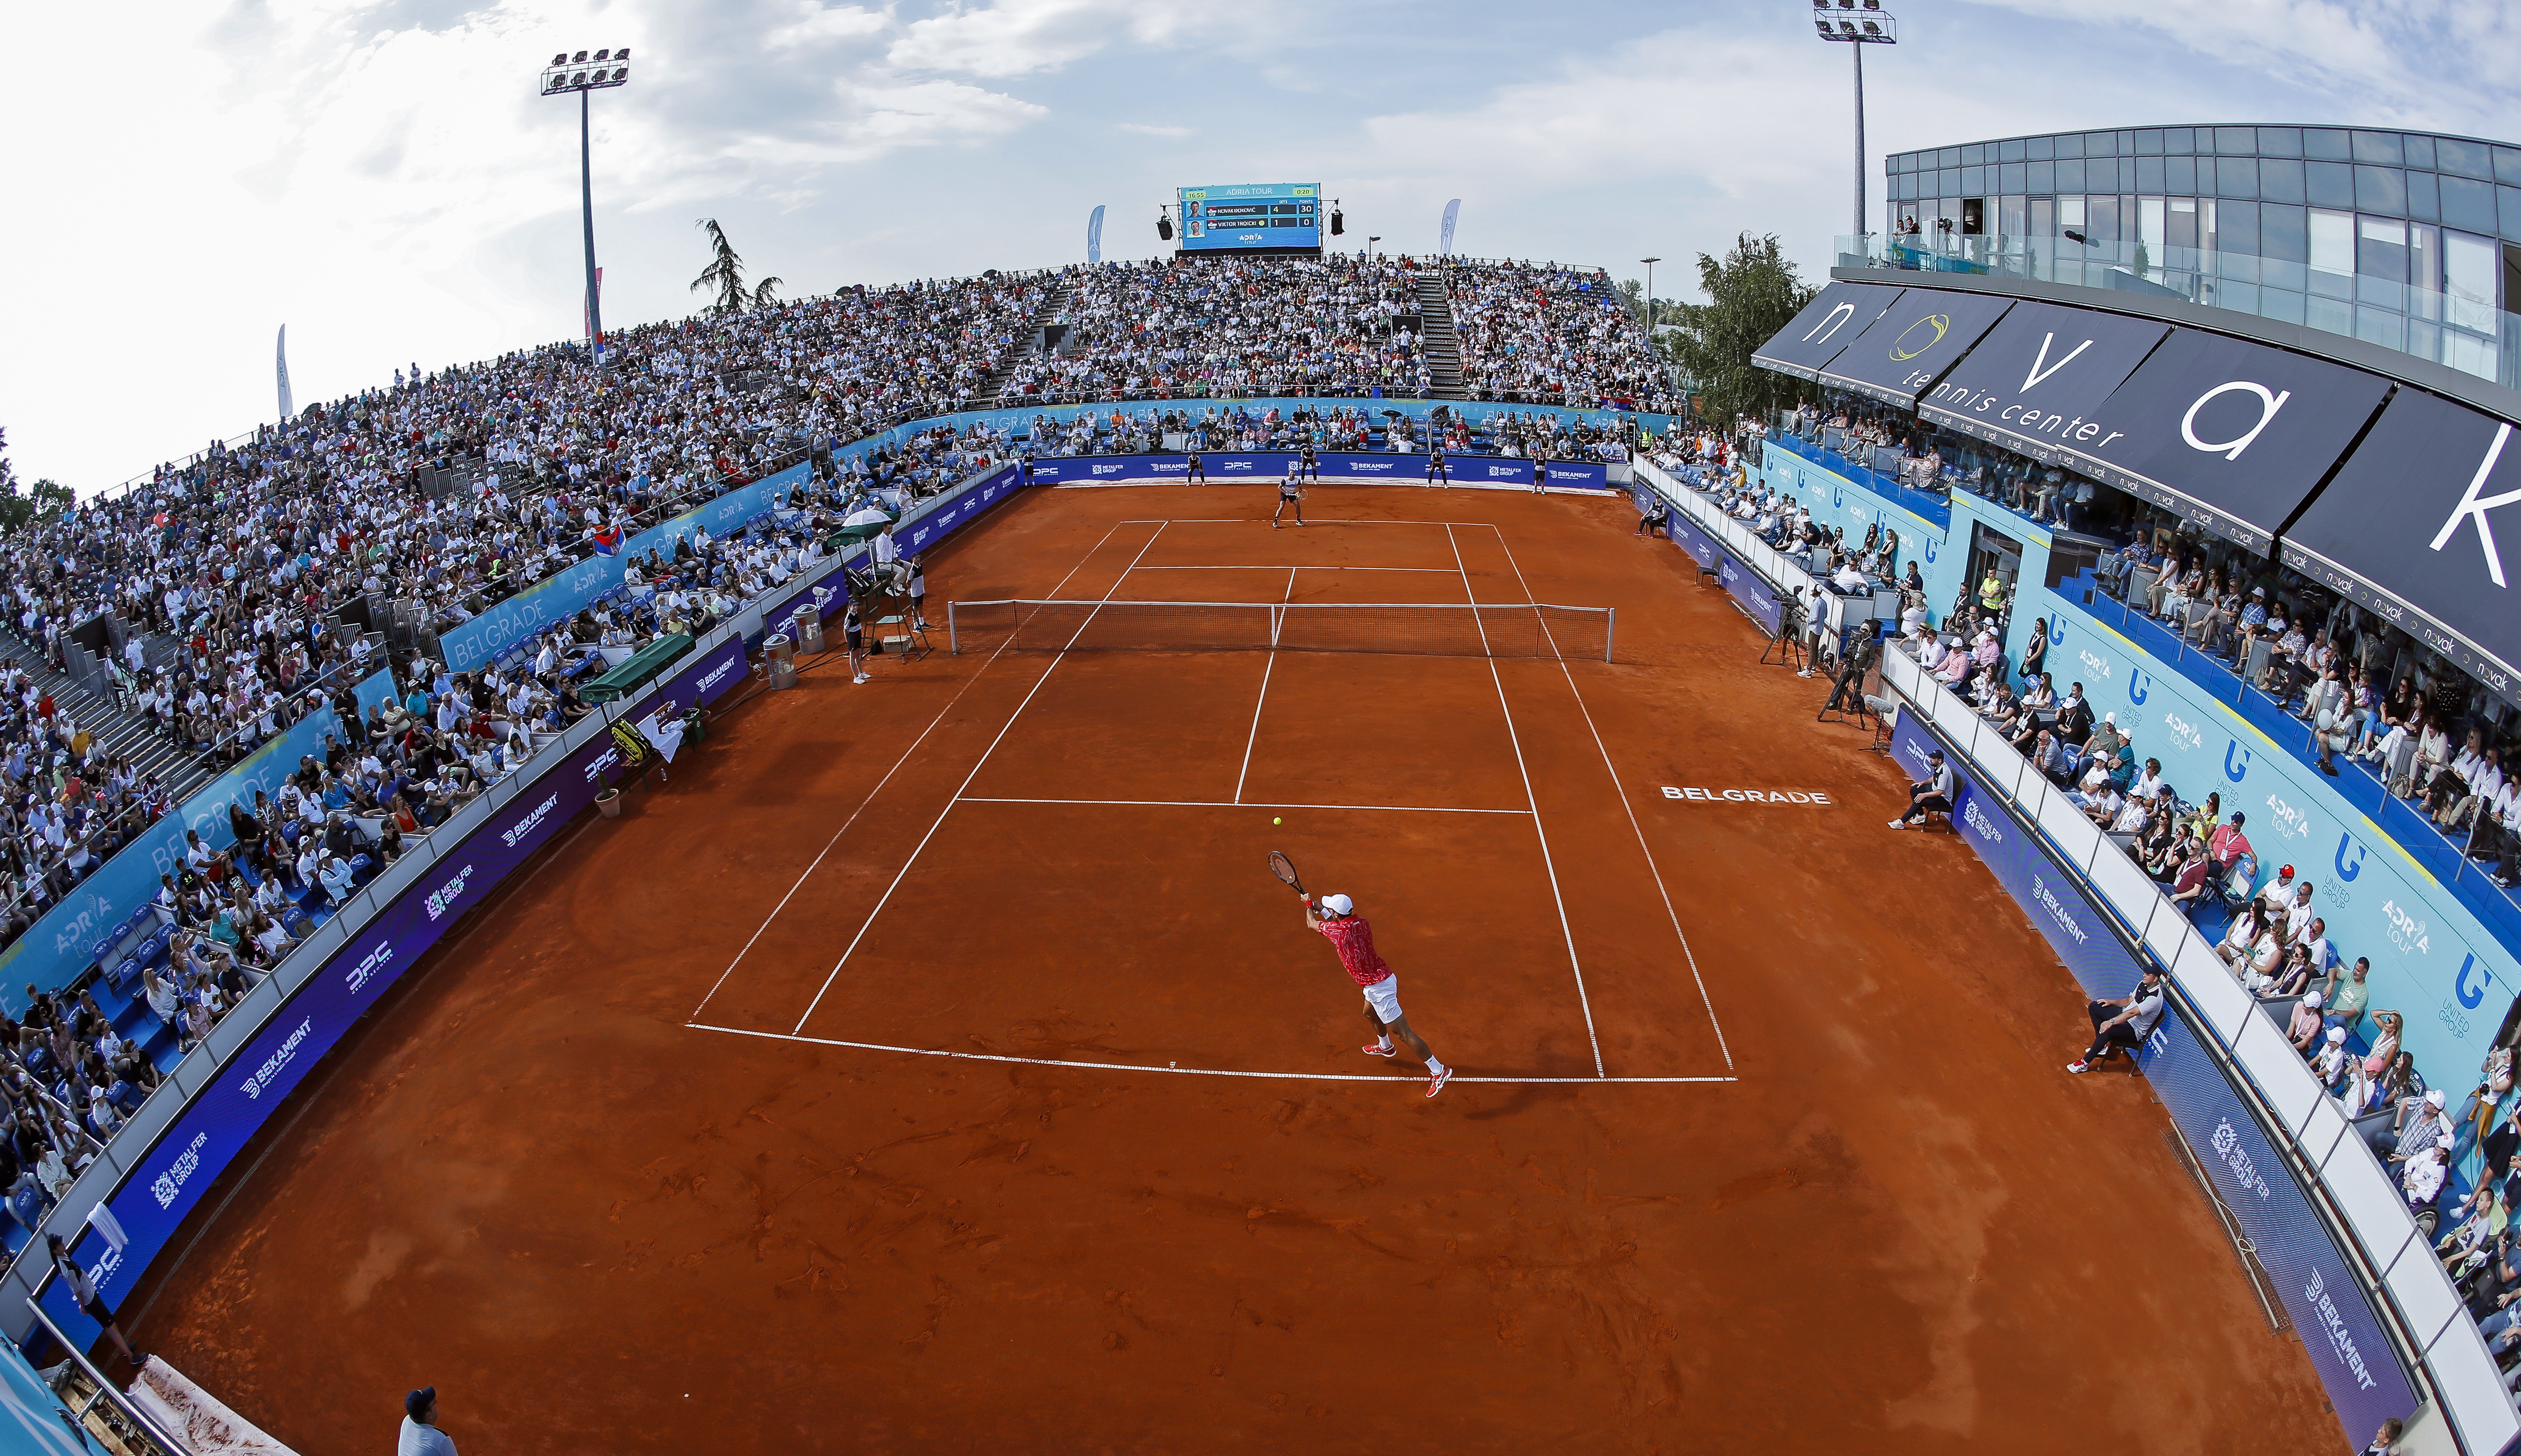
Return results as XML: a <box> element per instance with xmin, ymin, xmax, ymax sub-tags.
<box><xmin>540</xmin><ymin>48</ymin><xmax>632</xmax><ymax>361</ymax></box>
<box><xmin>1810</xmin><ymin>0</ymin><xmax>1897</xmax><ymax>243</ymax></box>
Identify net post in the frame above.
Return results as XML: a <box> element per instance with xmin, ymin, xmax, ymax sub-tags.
<box><xmin>1605</xmin><ymin>606</ymin><xmax>1615</xmax><ymax>664</ymax></box>
<box><xmin>949</xmin><ymin>601</ymin><xmax>960</xmax><ymax>654</ymax></box>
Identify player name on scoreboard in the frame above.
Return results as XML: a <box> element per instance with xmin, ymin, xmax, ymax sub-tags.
<box><xmin>1660</xmin><ymin>787</ymin><xmax>1834</xmax><ymax>805</ymax></box>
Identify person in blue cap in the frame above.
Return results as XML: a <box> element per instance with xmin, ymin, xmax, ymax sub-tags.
<box><xmin>400</xmin><ymin>1386</ymin><xmax>457</xmax><ymax>1456</ymax></box>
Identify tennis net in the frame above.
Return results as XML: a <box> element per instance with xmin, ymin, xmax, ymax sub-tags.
<box><xmin>946</xmin><ymin>599</ymin><xmax>1615</xmax><ymax>662</ymax></box>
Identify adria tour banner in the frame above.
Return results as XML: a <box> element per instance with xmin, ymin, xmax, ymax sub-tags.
<box><xmin>439</xmin><ymin>463</ymin><xmax>811</xmax><ymax>672</ymax></box>
<box><xmin>0</xmin><ymin>668</ymin><xmax>397</xmax><ymax>1013</ymax></box>
<box><xmin>39</xmin><ymin>725</ymin><xmax>624</xmax><ymax>1348</ymax></box>
<box><xmin>2035</xmin><ymin>591</ymin><xmax>2518</xmax><ymax>1099</ymax></box>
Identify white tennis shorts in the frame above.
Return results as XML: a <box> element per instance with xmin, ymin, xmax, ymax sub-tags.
<box><xmin>1360</xmin><ymin>974</ymin><xmax>1403</xmax><ymax>1025</ymax></box>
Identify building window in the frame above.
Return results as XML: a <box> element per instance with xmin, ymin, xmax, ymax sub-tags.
<box><xmin>2446</xmin><ymin>230</ymin><xmax>2498</xmax><ymax>331</ymax></box>
<box><xmin>2310</xmin><ymin>208</ymin><xmax>2355</xmax><ymax>281</ymax></box>
<box><xmin>2357</xmin><ymin>216</ymin><xmax>2409</xmax><ymax>282</ymax></box>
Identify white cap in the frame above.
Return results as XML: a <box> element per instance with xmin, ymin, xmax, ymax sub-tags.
<box><xmin>2303</xmin><ymin>991</ymin><xmax>2322</xmax><ymax>1009</ymax></box>
<box><xmin>1321</xmin><ymin>893</ymin><xmax>1354</xmax><ymax>916</ymax></box>
<box><xmin>2427</xmin><ymin>1088</ymin><xmax>2447</xmax><ymax>1108</ymax></box>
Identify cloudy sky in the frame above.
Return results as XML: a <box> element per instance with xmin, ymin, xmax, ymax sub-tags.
<box><xmin>0</xmin><ymin>0</ymin><xmax>2509</xmax><ymax>492</ymax></box>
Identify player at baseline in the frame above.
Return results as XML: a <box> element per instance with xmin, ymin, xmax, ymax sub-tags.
<box><xmin>1273</xmin><ymin>460</ymin><xmax>1306</xmax><ymax>528</ymax></box>
<box><xmin>1302</xmin><ymin>892</ymin><xmax>1452</xmax><ymax>1097</ymax></box>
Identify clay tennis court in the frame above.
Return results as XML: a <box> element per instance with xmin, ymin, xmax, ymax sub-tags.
<box><xmin>123</xmin><ymin>483</ymin><xmax>2332</xmax><ymax>1452</ymax></box>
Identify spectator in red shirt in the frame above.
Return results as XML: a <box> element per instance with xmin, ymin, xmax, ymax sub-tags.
<box><xmin>1301</xmin><ymin>892</ymin><xmax>1451</xmax><ymax>1098</ymax></box>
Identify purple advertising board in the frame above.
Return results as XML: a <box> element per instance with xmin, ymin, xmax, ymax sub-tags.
<box><xmin>1666</xmin><ymin>509</ymin><xmax>1722</xmax><ymax>572</ymax></box>
<box><xmin>1017</xmin><ymin>453</ymin><xmax>1607</xmax><ymax>490</ymax></box>
<box><xmin>1887</xmin><ymin>709</ymin><xmax>2418</xmax><ymax>1434</ymax></box>
<box><xmin>38</xmin><ymin>723</ymin><xmax>631</xmax><ymax>1348</ymax></box>
<box><xmin>1717</xmin><ymin>554</ymin><xmax>1783</xmax><ymax>638</ymax></box>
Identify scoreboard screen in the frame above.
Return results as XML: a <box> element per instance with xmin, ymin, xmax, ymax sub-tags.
<box><xmin>1177</xmin><ymin>182</ymin><xmax>1321</xmax><ymax>253</ymax></box>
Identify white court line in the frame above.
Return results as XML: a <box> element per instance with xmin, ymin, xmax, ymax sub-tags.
<box><xmin>691</xmin><ymin>519</ymin><xmax>1137</xmax><ymax>1022</ymax></box>
<box><xmin>1447</xmin><ymin>524</ymin><xmax>1605</xmax><ymax>1079</ymax></box>
<box><xmin>690</xmin><ymin>1022</ymin><xmax>1733</xmax><ymax>1084</ymax></box>
<box><xmin>1130</xmin><ymin>565</ymin><xmax>1461</xmax><ymax>572</ymax></box>
<box><xmin>1484</xmin><ymin>525</ymin><xmax>1735</xmax><ymax>1070</ymax></box>
<box><xmin>788</xmin><ymin>521</ymin><xmax>1173</xmax><ymax>1035</ymax></box>
<box><xmin>961</xmin><ymin>796</ymin><xmax>1529</xmax><ymax>815</ymax></box>
<box><xmin>1232</xmin><ymin>566</ymin><xmax>1297</xmax><ymax>803</ymax></box>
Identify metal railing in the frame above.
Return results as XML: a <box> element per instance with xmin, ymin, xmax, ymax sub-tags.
<box><xmin>1835</xmin><ymin>233</ymin><xmax>2521</xmax><ymax>390</ymax></box>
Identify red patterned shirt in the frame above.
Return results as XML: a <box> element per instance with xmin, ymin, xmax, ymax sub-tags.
<box><xmin>1317</xmin><ymin>914</ymin><xmax>1391</xmax><ymax>987</ymax></box>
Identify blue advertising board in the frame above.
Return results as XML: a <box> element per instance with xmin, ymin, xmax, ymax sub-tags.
<box><xmin>1667</xmin><ymin>510</ymin><xmax>1722</xmax><ymax>571</ymax></box>
<box><xmin>35</xmin><ymin>644</ymin><xmax>768</xmax><ymax>1351</ymax></box>
<box><xmin>1889</xmin><ymin>713</ymin><xmax>2128</xmax><ymax>999</ymax></box>
<box><xmin>1718</xmin><ymin>554</ymin><xmax>1784</xmax><ymax>638</ymax></box>
<box><xmin>1177</xmin><ymin>182</ymin><xmax>1320</xmax><ymax>252</ymax></box>
<box><xmin>1019</xmin><ymin>453</ymin><xmax>1607</xmax><ymax>490</ymax></box>
<box><xmin>0</xmin><ymin>668</ymin><xmax>396</xmax><ymax>1014</ymax></box>
<box><xmin>438</xmin><ymin>463</ymin><xmax>811</xmax><ymax>672</ymax></box>
<box><xmin>2143</xmin><ymin>1008</ymin><xmax>2420</xmax><ymax>1433</ymax></box>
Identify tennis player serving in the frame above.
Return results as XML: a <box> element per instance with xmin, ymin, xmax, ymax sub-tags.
<box><xmin>1303</xmin><ymin>890</ymin><xmax>1452</xmax><ymax>1097</ymax></box>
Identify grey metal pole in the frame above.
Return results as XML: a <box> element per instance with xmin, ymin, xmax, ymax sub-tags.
<box><xmin>1852</xmin><ymin>43</ymin><xmax>1867</xmax><ymax>241</ymax></box>
<box><xmin>581</xmin><ymin>87</ymin><xmax>603</xmax><ymax>362</ymax></box>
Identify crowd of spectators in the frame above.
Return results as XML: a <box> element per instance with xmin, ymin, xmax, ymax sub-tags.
<box><xmin>999</xmin><ymin>256</ymin><xmax>1432</xmax><ymax>403</ymax></box>
<box><xmin>1450</xmin><ymin>262</ymin><xmax>1673</xmax><ymax>412</ymax></box>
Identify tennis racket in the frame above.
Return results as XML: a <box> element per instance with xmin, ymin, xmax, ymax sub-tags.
<box><xmin>1268</xmin><ymin>850</ymin><xmax>1306</xmax><ymax>900</ymax></box>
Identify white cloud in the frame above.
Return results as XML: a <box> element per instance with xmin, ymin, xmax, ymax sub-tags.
<box><xmin>1117</xmin><ymin>122</ymin><xmax>1192</xmax><ymax>137</ymax></box>
<box><xmin>889</xmin><ymin>0</ymin><xmax>1252</xmax><ymax>77</ymax></box>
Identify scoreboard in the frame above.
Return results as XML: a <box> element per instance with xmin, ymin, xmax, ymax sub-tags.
<box><xmin>1177</xmin><ymin>182</ymin><xmax>1321</xmax><ymax>254</ymax></box>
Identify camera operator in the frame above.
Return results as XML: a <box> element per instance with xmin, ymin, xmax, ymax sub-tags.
<box><xmin>1819</xmin><ymin>620</ymin><xmax>1881</xmax><ymax>719</ymax></box>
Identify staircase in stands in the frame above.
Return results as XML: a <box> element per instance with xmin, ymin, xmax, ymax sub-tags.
<box><xmin>0</xmin><ymin>626</ymin><xmax>210</xmax><ymax>806</ymax></box>
<box><xmin>1413</xmin><ymin>273</ymin><xmax>1468</xmax><ymax>400</ymax></box>
<box><xmin>975</xmin><ymin>278</ymin><xmax>1079</xmax><ymax>409</ymax></box>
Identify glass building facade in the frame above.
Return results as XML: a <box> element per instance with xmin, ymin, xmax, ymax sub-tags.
<box><xmin>1864</xmin><ymin>125</ymin><xmax>2521</xmax><ymax>388</ymax></box>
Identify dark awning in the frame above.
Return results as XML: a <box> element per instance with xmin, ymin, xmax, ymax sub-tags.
<box><xmin>2050</xmin><ymin>328</ymin><xmax>2391</xmax><ymax>556</ymax></box>
<box><xmin>1814</xmin><ymin>290</ymin><xmax>2016</xmax><ymax>407</ymax></box>
<box><xmin>2281</xmin><ymin>387</ymin><xmax>2521</xmax><ymax>701</ymax></box>
<box><xmin>1749</xmin><ymin>281</ymin><xmax>1904</xmax><ymax>380</ymax></box>
<box><xmin>1915</xmin><ymin>301</ymin><xmax>2170</xmax><ymax>463</ymax></box>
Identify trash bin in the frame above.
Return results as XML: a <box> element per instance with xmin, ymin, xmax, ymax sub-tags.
<box><xmin>766</xmin><ymin>633</ymin><xmax>797</xmax><ymax>690</ymax></box>
<box><xmin>793</xmin><ymin>604</ymin><xmax>825</xmax><ymax>655</ymax></box>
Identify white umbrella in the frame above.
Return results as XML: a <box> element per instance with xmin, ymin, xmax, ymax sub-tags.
<box><xmin>842</xmin><ymin>507</ymin><xmax>890</xmax><ymax>528</ymax></box>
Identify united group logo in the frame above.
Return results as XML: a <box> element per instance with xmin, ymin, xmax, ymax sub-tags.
<box><xmin>2224</xmin><ymin>742</ymin><xmax>2252</xmax><ymax>782</ymax></box>
<box><xmin>2128</xmin><ymin>669</ymin><xmax>2153</xmax><ymax>706</ymax></box>
<box><xmin>2333</xmin><ymin>832</ymin><xmax>2366</xmax><ymax>883</ymax></box>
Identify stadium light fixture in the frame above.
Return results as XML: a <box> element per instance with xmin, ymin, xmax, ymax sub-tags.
<box><xmin>1641</xmin><ymin>256</ymin><xmax>1661</xmax><ymax>331</ymax></box>
<box><xmin>540</xmin><ymin>47</ymin><xmax>633</xmax><ymax>362</ymax></box>
<box><xmin>1808</xmin><ymin>0</ymin><xmax>1896</xmax><ymax>243</ymax></box>
<box><xmin>1367</xmin><ymin>235</ymin><xmax>1381</xmax><ymax>261</ymax></box>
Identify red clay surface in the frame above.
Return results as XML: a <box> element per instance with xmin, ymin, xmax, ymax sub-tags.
<box><xmin>129</xmin><ymin>484</ymin><xmax>2334</xmax><ymax>1453</ymax></box>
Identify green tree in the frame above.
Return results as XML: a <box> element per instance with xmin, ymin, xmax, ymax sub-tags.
<box><xmin>1660</xmin><ymin>233</ymin><xmax>1815</xmax><ymax>425</ymax></box>
<box><xmin>751</xmin><ymin>275</ymin><xmax>785</xmax><ymax>310</ymax></box>
<box><xmin>0</xmin><ymin>429</ymin><xmax>29</xmax><ymax>534</ymax></box>
<box><xmin>690</xmin><ymin>219</ymin><xmax>752</xmax><ymax>317</ymax></box>
<box><xmin>29</xmin><ymin>479</ymin><xmax>71</xmax><ymax>521</ymax></box>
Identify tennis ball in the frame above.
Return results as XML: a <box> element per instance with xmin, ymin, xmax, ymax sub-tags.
<box><xmin>1273</xmin><ymin>816</ymin><xmax>1282</xmax><ymax>824</ymax></box>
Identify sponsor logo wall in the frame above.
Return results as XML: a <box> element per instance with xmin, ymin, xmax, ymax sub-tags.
<box><xmin>0</xmin><ymin>669</ymin><xmax>397</xmax><ymax>1013</ymax></box>
<box><xmin>1752</xmin><ymin>449</ymin><xmax>1971</xmax><ymax>641</ymax></box>
<box><xmin>1022</xmin><ymin>452</ymin><xmax>1610</xmax><ymax>490</ymax></box>
<box><xmin>2035</xmin><ymin>595</ymin><xmax>2518</xmax><ymax>1083</ymax></box>
<box><xmin>1717</xmin><ymin>555</ymin><xmax>1784</xmax><ymax>637</ymax></box>
<box><xmin>1888</xmin><ymin>710</ymin><xmax>2416</xmax><ymax>1429</ymax></box>
<box><xmin>38</xmin><ymin>654</ymin><xmax>757</xmax><ymax>1350</ymax></box>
